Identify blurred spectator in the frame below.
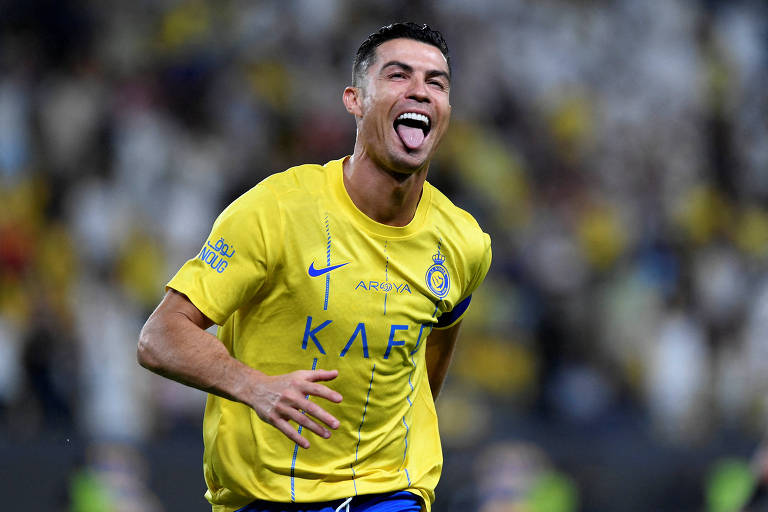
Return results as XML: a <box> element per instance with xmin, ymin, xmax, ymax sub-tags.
<box><xmin>473</xmin><ymin>441</ymin><xmax>578</xmax><ymax>512</ymax></box>
<box><xmin>1</xmin><ymin>0</ymin><xmax>767</xmax><ymax>510</ymax></box>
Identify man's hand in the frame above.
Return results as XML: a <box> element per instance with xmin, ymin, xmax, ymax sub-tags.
<box><xmin>248</xmin><ymin>369</ymin><xmax>343</xmax><ymax>449</ymax></box>
<box><xmin>138</xmin><ymin>290</ymin><xmax>343</xmax><ymax>449</ymax></box>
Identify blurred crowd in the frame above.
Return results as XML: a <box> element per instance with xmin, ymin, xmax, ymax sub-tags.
<box><xmin>1</xmin><ymin>0</ymin><xmax>767</xmax><ymax>510</ymax></box>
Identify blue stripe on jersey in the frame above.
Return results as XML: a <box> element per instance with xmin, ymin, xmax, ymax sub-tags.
<box><xmin>406</xmin><ymin>354</ymin><xmax>415</xmax><ymax>406</ymax></box>
<box><xmin>351</xmin><ymin>363</ymin><xmax>376</xmax><ymax>495</ymax></box>
<box><xmin>323</xmin><ymin>215</ymin><xmax>331</xmax><ymax>311</ymax></box>
<box><xmin>434</xmin><ymin>294</ymin><xmax>472</xmax><ymax>328</ymax></box>
<box><xmin>383</xmin><ymin>242</ymin><xmax>389</xmax><ymax>315</ymax></box>
<box><xmin>398</xmin><ymin>305</ymin><xmax>438</xmax><ymax>480</ymax></box>
<box><xmin>324</xmin><ymin>273</ymin><xmax>330</xmax><ymax>311</ymax></box>
<box><xmin>290</xmin><ymin>357</ymin><xmax>318</xmax><ymax>502</ymax></box>
<box><xmin>400</xmin><ymin>415</ymin><xmax>411</xmax><ymax>486</ymax></box>
<box><xmin>400</xmin><ymin>351</ymin><xmax>418</xmax><ymax>481</ymax></box>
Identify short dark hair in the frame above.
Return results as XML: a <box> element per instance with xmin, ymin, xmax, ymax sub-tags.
<box><xmin>352</xmin><ymin>22</ymin><xmax>451</xmax><ymax>88</ymax></box>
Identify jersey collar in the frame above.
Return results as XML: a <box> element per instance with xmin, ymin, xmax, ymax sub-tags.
<box><xmin>328</xmin><ymin>156</ymin><xmax>431</xmax><ymax>239</ymax></box>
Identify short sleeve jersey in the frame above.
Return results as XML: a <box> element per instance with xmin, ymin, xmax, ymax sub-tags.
<box><xmin>167</xmin><ymin>157</ymin><xmax>492</xmax><ymax>512</ymax></box>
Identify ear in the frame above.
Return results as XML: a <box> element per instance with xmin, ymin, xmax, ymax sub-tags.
<box><xmin>343</xmin><ymin>86</ymin><xmax>363</xmax><ymax>117</ymax></box>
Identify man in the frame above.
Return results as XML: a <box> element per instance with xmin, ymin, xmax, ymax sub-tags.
<box><xmin>138</xmin><ymin>22</ymin><xmax>491</xmax><ymax>512</ymax></box>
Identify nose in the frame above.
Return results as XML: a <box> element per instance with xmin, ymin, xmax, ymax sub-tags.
<box><xmin>406</xmin><ymin>76</ymin><xmax>430</xmax><ymax>102</ymax></box>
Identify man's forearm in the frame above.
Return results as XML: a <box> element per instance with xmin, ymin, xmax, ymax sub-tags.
<box><xmin>137</xmin><ymin>291</ymin><xmax>343</xmax><ymax>448</ymax></box>
<box><xmin>137</xmin><ymin>305</ymin><xmax>262</xmax><ymax>405</ymax></box>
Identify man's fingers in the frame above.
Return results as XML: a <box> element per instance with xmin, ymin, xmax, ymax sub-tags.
<box><xmin>283</xmin><ymin>392</ymin><xmax>340</xmax><ymax>430</ymax></box>
<box><xmin>254</xmin><ymin>371</ymin><xmax>344</xmax><ymax>446</ymax></box>
<box><xmin>273</xmin><ymin>418</ymin><xmax>310</xmax><ymax>449</ymax></box>
<box><xmin>305</xmin><ymin>369</ymin><xmax>339</xmax><ymax>382</ymax></box>
<box><xmin>304</xmin><ymin>381</ymin><xmax>343</xmax><ymax>404</ymax></box>
<box><xmin>281</xmin><ymin>406</ymin><xmax>332</xmax><ymax>439</ymax></box>
<box><xmin>298</xmin><ymin>399</ymin><xmax>340</xmax><ymax>430</ymax></box>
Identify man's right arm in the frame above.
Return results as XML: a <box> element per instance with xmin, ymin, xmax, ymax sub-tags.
<box><xmin>137</xmin><ymin>289</ymin><xmax>342</xmax><ymax>448</ymax></box>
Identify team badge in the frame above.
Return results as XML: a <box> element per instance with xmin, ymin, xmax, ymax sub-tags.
<box><xmin>425</xmin><ymin>250</ymin><xmax>450</xmax><ymax>298</ymax></box>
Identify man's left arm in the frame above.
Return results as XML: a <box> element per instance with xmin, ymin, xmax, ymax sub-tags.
<box><xmin>425</xmin><ymin>321</ymin><xmax>463</xmax><ymax>401</ymax></box>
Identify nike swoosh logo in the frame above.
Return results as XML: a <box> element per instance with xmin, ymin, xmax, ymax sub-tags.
<box><xmin>308</xmin><ymin>261</ymin><xmax>350</xmax><ymax>277</ymax></box>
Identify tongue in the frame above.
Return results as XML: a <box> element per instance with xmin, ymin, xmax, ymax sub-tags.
<box><xmin>396</xmin><ymin>124</ymin><xmax>425</xmax><ymax>150</ymax></box>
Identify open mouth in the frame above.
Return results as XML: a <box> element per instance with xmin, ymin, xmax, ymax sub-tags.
<box><xmin>393</xmin><ymin>112</ymin><xmax>431</xmax><ymax>150</ymax></box>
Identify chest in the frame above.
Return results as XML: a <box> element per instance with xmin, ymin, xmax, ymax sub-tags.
<box><xmin>262</xmin><ymin>210</ymin><xmax>460</xmax><ymax>362</ymax></box>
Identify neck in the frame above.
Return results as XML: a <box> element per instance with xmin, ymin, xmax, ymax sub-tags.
<box><xmin>342</xmin><ymin>152</ymin><xmax>427</xmax><ymax>227</ymax></box>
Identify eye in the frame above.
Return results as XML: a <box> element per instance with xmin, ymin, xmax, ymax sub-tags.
<box><xmin>428</xmin><ymin>79</ymin><xmax>446</xmax><ymax>90</ymax></box>
<box><xmin>389</xmin><ymin>72</ymin><xmax>407</xmax><ymax>79</ymax></box>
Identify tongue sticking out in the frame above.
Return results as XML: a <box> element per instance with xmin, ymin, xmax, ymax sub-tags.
<box><xmin>396</xmin><ymin>124</ymin><xmax>425</xmax><ymax>150</ymax></box>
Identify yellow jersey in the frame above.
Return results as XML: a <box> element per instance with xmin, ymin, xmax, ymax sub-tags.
<box><xmin>167</xmin><ymin>157</ymin><xmax>492</xmax><ymax>511</ymax></box>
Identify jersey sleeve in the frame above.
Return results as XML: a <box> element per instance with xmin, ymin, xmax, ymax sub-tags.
<box><xmin>464</xmin><ymin>231</ymin><xmax>492</xmax><ymax>300</ymax></box>
<box><xmin>433</xmin><ymin>231</ymin><xmax>492</xmax><ymax>330</ymax></box>
<box><xmin>166</xmin><ymin>183</ymin><xmax>283</xmax><ymax>325</ymax></box>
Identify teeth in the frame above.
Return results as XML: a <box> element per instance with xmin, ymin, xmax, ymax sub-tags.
<box><xmin>397</xmin><ymin>112</ymin><xmax>430</xmax><ymax>127</ymax></box>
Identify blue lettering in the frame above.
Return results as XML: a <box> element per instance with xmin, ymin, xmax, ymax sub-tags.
<box><xmin>384</xmin><ymin>324</ymin><xmax>409</xmax><ymax>359</ymax></box>
<box><xmin>339</xmin><ymin>323</ymin><xmax>369</xmax><ymax>358</ymax></box>
<box><xmin>354</xmin><ymin>280</ymin><xmax>412</xmax><ymax>294</ymax></box>
<box><xmin>200</xmin><ymin>243</ymin><xmax>233</xmax><ymax>273</ymax></box>
<box><xmin>301</xmin><ymin>316</ymin><xmax>330</xmax><ymax>354</ymax></box>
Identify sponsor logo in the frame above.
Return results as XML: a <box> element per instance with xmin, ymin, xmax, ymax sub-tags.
<box><xmin>425</xmin><ymin>250</ymin><xmax>450</xmax><ymax>298</ymax></box>
<box><xmin>354</xmin><ymin>280</ymin><xmax>412</xmax><ymax>294</ymax></box>
<box><xmin>308</xmin><ymin>261</ymin><xmax>350</xmax><ymax>277</ymax></box>
<box><xmin>301</xmin><ymin>316</ymin><xmax>412</xmax><ymax>359</ymax></box>
<box><xmin>199</xmin><ymin>237</ymin><xmax>235</xmax><ymax>273</ymax></box>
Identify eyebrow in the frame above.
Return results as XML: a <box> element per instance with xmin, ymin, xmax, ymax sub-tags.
<box><xmin>380</xmin><ymin>60</ymin><xmax>451</xmax><ymax>83</ymax></box>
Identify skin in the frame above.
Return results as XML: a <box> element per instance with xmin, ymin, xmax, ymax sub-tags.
<box><xmin>137</xmin><ymin>37</ymin><xmax>461</xmax><ymax>449</ymax></box>
<box><xmin>341</xmin><ymin>37</ymin><xmax>452</xmax><ymax>227</ymax></box>
<box><xmin>138</xmin><ymin>289</ymin><xmax>342</xmax><ymax>449</ymax></box>
<box><xmin>425</xmin><ymin>322</ymin><xmax>462</xmax><ymax>400</ymax></box>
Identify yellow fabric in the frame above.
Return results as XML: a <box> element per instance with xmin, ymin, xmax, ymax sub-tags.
<box><xmin>167</xmin><ymin>157</ymin><xmax>492</xmax><ymax>511</ymax></box>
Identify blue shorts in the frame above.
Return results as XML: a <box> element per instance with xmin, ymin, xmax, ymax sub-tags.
<box><xmin>235</xmin><ymin>491</ymin><xmax>422</xmax><ymax>512</ymax></box>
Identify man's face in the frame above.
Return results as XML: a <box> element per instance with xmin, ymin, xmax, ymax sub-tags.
<box><xmin>350</xmin><ymin>38</ymin><xmax>451</xmax><ymax>174</ymax></box>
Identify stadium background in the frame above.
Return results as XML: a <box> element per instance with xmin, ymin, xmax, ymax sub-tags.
<box><xmin>1</xmin><ymin>0</ymin><xmax>767</xmax><ymax>510</ymax></box>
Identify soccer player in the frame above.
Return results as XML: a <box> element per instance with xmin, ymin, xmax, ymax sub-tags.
<box><xmin>138</xmin><ymin>22</ymin><xmax>492</xmax><ymax>512</ymax></box>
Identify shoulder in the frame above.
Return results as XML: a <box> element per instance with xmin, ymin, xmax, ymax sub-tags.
<box><xmin>426</xmin><ymin>182</ymin><xmax>489</xmax><ymax>245</ymax></box>
<box><xmin>425</xmin><ymin>181</ymin><xmax>492</xmax><ymax>282</ymax></box>
<box><xmin>221</xmin><ymin>162</ymin><xmax>329</xmax><ymax>218</ymax></box>
<box><xmin>259</xmin><ymin>162</ymin><xmax>328</xmax><ymax>197</ymax></box>
<box><xmin>426</xmin><ymin>182</ymin><xmax>493</xmax><ymax>295</ymax></box>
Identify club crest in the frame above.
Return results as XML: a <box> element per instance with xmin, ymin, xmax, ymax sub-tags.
<box><xmin>426</xmin><ymin>250</ymin><xmax>450</xmax><ymax>298</ymax></box>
